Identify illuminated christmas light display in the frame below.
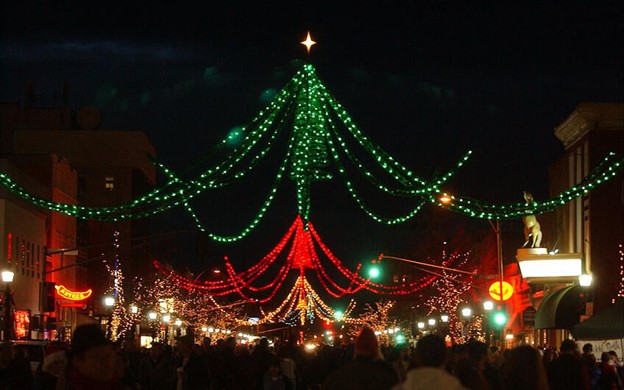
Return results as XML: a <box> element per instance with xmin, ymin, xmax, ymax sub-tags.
<box><xmin>1</xmin><ymin>63</ymin><xmax>615</xmax><ymax>238</ymax></box>
<box><xmin>0</xmin><ymin>35</ymin><xmax>620</xmax><ymax>330</ymax></box>
<box><xmin>154</xmin><ymin>215</ymin><xmax>472</xmax><ymax>324</ymax></box>
<box><xmin>420</xmin><ymin>250</ymin><xmax>476</xmax><ymax>344</ymax></box>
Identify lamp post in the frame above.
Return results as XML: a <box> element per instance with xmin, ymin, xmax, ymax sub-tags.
<box><xmin>1</xmin><ymin>270</ymin><xmax>15</xmax><ymax>341</ymax></box>
<box><xmin>148</xmin><ymin>311</ymin><xmax>158</xmax><ymax>341</ymax></box>
<box><xmin>104</xmin><ymin>295</ymin><xmax>115</xmax><ymax>339</ymax></box>
<box><xmin>162</xmin><ymin>314</ymin><xmax>171</xmax><ymax>345</ymax></box>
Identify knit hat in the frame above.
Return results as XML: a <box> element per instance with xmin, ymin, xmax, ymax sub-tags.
<box><xmin>71</xmin><ymin>323</ymin><xmax>109</xmax><ymax>357</ymax></box>
<box><xmin>354</xmin><ymin>327</ymin><xmax>380</xmax><ymax>359</ymax></box>
<box><xmin>42</xmin><ymin>344</ymin><xmax>68</xmax><ymax>375</ymax></box>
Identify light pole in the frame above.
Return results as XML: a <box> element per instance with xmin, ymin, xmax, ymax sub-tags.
<box><xmin>104</xmin><ymin>295</ymin><xmax>115</xmax><ymax>339</ymax></box>
<box><xmin>1</xmin><ymin>270</ymin><xmax>15</xmax><ymax>341</ymax></box>
<box><xmin>439</xmin><ymin>194</ymin><xmax>505</xmax><ymax>314</ymax></box>
<box><xmin>148</xmin><ymin>311</ymin><xmax>158</xmax><ymax>341</ymax></box>
<box><xmin>162</xmin><ymin>314</ymin><xmax>171</xmax><ymax>345</ymax></box>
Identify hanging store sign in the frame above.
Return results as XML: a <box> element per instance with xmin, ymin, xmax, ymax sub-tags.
<box><xmin>55</xmin><ymin>285</ymin><xmax>92</xmax><ymax>301</ymax></box>
<box><xmin>488</xmin><ymin>281</ymin><xmax>514</xmax><ymax>301</ymax></box>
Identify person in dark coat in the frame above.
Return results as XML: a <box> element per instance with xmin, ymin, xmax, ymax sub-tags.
<box><xmin>322</xmin><ymin>326</ymin><xmax>398</xmax><ymax>390</ymax></box>
<box><xmin>547</xmin><ymin>339</ymin><xmax>590</xmax><ymax>390</ymax></box>
<box><xmin>175</xmin><ymin>334</ymin><xmax>210</xmax><ymax>390</ymax></box>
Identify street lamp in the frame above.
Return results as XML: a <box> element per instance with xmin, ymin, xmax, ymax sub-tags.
<box><xmin>2</xmin><ymin>270</ymin><xmax>15</xmax><ymax>341</ymax></box>
<box><xmin>103</xmin><ymin>296</ymin><xmax>115</xmax><ymax>339</ymax></box>
<box><xmin>162</xmin><ymin>314</ymin><xmax>171</xmax><ymax>344</ymax></box>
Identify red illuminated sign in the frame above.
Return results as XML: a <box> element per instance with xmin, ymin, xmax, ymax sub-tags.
<box><xmin>55</xmin><ymin>285</ymin><xmax>92</xmax><ymax>301</ymax></box>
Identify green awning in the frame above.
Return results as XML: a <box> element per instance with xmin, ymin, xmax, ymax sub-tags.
<box><xmin>573</xmin><ymin>298</ymin><xmax>624</xmax><ymax>339</ymax></box>
<box><xmin>535</xmin><ymin>285</ymin><xmax>585</xmax><ymax>329</ymax></box>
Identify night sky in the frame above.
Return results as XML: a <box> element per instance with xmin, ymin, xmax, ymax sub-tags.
<box><xmin>1</xmin><ymin>1</ymin><xmax>623</xmax><ymax>272</ymax></box>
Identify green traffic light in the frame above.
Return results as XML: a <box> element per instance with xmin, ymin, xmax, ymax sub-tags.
<box><xmin>368</xmin><ymin>267</ymin><xmax>380</xmax><ymax>279</ymax></box>
<box><xmin>493</xmin><ymin>312</ymin><xmax>507</xmax><ymax>326</ymax></box>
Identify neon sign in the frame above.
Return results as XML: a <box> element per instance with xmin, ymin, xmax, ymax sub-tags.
<box><xmin>488</xmin><ymin>281</ymin><xmax>514</xmax><ymax>301</ymax></box>
<box><xmin>55</xmin><ymin>285</ymin><xmax>92</xmax><ymax>301</ymax></box>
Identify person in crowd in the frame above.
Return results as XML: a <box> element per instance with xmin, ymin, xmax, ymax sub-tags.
<box><xmin>251</xmin><ymin>337</ymin><xmax>276</xmax><ymax>390</ymax></box>
<box><xmin>62</xmin><ymin>322</ymin><xmax>123</xmax><ymax>390</ymax></box>
<box><xmin>581</xmin><ymin>343</ymin><xmax>600</xmax><ymax>388</ymax></box>
<box><xmin>4</xmin><ymin>343</ymin><xmax>35</xmax><ymax>389</ymax></box>
<box><xmin>263</xmin><ymin>357</ymin><xmax>291</xmax><ymax>390</ymax></box>
<box><xmin>454</xmin><ymin>340</ymin><xmax>494</xmax><ymax>389</ymax></box>
<box><xmin>322</xmin><ymin>326</ymin><xmax>398</xmax><ymax>390</ymax></box>
<box><xmin>174</xmin><ymin>334</ymin><xmax>210</xmax><ymax>390</ymax></box>
<box><xmin>395</xmin><ymin>334</ymin><xmax>465</xmax><ymax>390</ymax></box>
<box><xmin>500</xmin><ymin>345</ymin><xmax>548</xmax><ymax>390</ymax></box>
<box><xmin>386</xmin><ymin>345</ymin><xmax>409</xmax><ymax>384</ymax></box>
<box><xmin>212</xmin><ymin>337</ymin><xmax>237</xmax><ymax>389</ymax></box>
<box><xmin>138</xmin><ymin>341</ymin><xmax>177</xmax><ymax>390</ymax></box>
<box><xmin>33</xmin><ymin>342</ymin><xmax>68</xmax><ymax>390</ymax></box>
<box><xmin>597</xmin><ymin>351</ymin><xmax>623</xmax><ymax>390</ymax></box>
<box><xmin>609</xmin><ymin>351</ymin><xmax>624</xmax><ymax>386</ymax></box>
<box><xmin>542</xmin><ymin>347</ymin><xmax>557</xmax><ymax>370</ymax></box>
<box><xmin>277</xmin><ymin>343</ymin><xmax>298</xmax><ymax>390</ymax></box>
<box><xmin>547</xmin><ymin>339</ymin><xmax>590</xmax><ymax>390</ymax></box>
<box><xmin>113</xmin><ymin>349</ymin><xmax>141</xmax><ymax>390</ymax></box>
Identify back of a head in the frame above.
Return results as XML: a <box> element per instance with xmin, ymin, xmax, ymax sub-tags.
<box><xmin>354</xmin><ymin>327</ymin><xmax>380</xmax><ymax>359</ymax></box>
<box><xmin>467</xmin><ymin>340</ymin><xmax>489</xmax><ymax>361</ymax></box>
<box><xmin>416</xmin><ymin>334</ymin><xmax>447</xmax><ymax>367</ymax></box>
<box><xmin>72</xmin><ymin>323</ymin><xmax>108</xmax><ymax>357</ymax></box>
<box><xmin>582</xmin><ymin>343</ymin><xmax>593</xmax><ymax>354</ymax></box>
<box><xmin>560</xmin><ymin>339</ymin><xmax>577</xmax><ymax>354</ymax></box>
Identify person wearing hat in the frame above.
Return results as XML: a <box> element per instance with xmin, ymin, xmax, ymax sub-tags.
<box><xmin>322</xmin><ymin>326</ymin><xmax>398</xmax><ymax>390</ymax></box>
<box><xmin>62</xmin><ymin>323</ymin><xmax>123</xmax><ymax>390</ymax></box>
<box><xmin>33</xmin><ymin>342</ymin><xmax>68</xmax><ymax>389</ymax></box>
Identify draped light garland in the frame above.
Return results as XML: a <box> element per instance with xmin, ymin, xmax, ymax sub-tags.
<box><xmin>155</xmin><ymin>215</ymin><xmax>471</xmax><ymax>324</ymax></box>
<box><xmin>1</xmin><ymin>64</ymin><xmax>616</xmax><ymax>238</ymax></box>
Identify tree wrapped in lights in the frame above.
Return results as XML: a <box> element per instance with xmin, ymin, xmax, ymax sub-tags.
<box><xmin>133</xmin><ymin>271</ymin><xmax>243</xmax><ymax>332</ymax></box>
<box><xmin>420</xmin><ymin>250</ymin><xmax>475</xmax><ymax>344</ymax></box>
<box><xmin>103</xmin><ymin>231</ymin><xmax>130</xmax><ymax>341</ymax></box>
<box><xmin>347</xmin><ymin>301</ymin><xmax>396</xmax><ymax>346</ymax></box>
<box><xmin>616</xmin><ymin>244</ymin><xmax>624</xmax><ymax>301</ymax></box>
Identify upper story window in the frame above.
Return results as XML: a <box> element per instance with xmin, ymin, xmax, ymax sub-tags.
<box><xmin>105</xmin><ymin>176</ymin><xmax>115</xmax><ymax>190</ymax></box>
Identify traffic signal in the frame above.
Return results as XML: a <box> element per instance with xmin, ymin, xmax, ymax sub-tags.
<box><xmin>491</xmin><ymin>303</ymin><xmax>507</xmax><ymax>327</ymax></box>
<box><xmin>40</xmin><ymin>282</ymin><xmax>56</xmax><ymax>312</ymax></box>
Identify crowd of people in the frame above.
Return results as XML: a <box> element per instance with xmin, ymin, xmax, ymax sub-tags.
<box><xmin>0</xmin><ymin>323</ymin><xmax>622</xmax><ymax>390</ymax></box>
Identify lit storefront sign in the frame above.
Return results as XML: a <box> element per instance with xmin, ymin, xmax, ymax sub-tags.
<box><xmin>517</xmin><ymin>249</ymin><xmax>584</xmax><ymax>282</ymax></box>
<box><xmin>55</xmin><ymin>285</ymin><xmax>92</xmax><ymax>301</ymax></box>
<box><xmin>488</xmin><ymin>281</ymin><xmax>514</xmax><ymax>301</ymax></box>
<box><xmin>15</xmin><ymin>310</ymin><xmax>30</xmax><ymax>339</ymax></box>
<box><xmin>518</xmin><ymin>258</ymin><xmax>583</xmax><ymax>278</ymax></box>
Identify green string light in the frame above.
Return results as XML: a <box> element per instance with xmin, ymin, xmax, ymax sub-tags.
<box><xmin>0</xmin><ymin>63</ymin><xmax>622</xmax><ymax>239</ymax></box>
